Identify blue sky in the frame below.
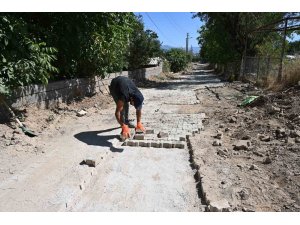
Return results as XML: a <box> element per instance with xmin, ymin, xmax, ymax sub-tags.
<box><xmin>134</xmin><ymin>12</ymin><xmax>203</xmax><ymax>48</ymax></box>
<box><xmin>134</xmin><ymin>12</ymin><xmax>300</xmax><ymax>49</ymax></box>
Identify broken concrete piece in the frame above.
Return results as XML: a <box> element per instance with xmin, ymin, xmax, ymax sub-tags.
<box><xmin>158</xmin><ymin>131</ymin><xmax>168</xmax><ymax>138</ymax></box>
<box><xmin>76</xmin><ymin>110</ymin><xmax>87</xmax><ymax>117</ymax></box>
<box><xmin>208</xmin><ymin>199</ymin><xmax>231</xmax><ymax>212</ymax></box>
<box><xmin>233</xmin><ymin>140</ymin><xmax>251</xmax><ymax>151</ymax></box>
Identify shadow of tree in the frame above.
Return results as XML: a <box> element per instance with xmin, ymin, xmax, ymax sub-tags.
<box><xmin>74</xmin><ymin>127</ymin><xmax>123</xmax><ymax>153</ymax></box>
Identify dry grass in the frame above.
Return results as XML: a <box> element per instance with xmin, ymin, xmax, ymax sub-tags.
<box><xmin>260</xmin><ymin>59</ymin><xmax>300</xmax><ymax>91</ymax></box>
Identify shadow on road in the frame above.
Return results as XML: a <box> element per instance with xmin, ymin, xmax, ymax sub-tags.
<box><xmin>74</xmin><ymin>127</ymin><xmax>123</xmax><ymax>153</ymax></box>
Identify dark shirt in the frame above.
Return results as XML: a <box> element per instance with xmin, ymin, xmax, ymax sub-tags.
<box><xmin>109</xmin><ymin>76</ymin><xmax>144</xmax><ymax>109</ymax></box>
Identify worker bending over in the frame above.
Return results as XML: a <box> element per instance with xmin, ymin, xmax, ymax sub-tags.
<box><xmin>109</xmin><ymin>76</ymin><xmax>146</xmax><ymax>139</ymax></box>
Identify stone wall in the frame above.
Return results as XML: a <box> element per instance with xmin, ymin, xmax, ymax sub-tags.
<box><xmin>0</xmin><ymin>64</ymin><xmax>162</xmax><ymax>119</ymax></box>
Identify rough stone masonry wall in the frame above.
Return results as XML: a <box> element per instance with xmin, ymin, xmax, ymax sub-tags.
<box><xmin>0</xmin><ymin>64</ymin><xmax>162</xmax><ymax>118</ymax></box>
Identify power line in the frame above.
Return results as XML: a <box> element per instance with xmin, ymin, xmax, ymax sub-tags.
<box><xmin>144</xmin><ymin>12</ymin><xmax>176</xmax><ymax>46</ymax></box>
<box><xmin>166</xmin><ymin>13</ymin><xmax>186</xmax><ymax>34</ymax></box>
<box><xmin>164</xmin><ymin>13</ymin><xmax>184</xmax><ymax>35</ymax></box>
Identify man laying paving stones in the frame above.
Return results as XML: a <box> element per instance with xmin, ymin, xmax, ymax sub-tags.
<box><xmin>109</xmin><ymin>76</ymin><xmax>146</xmax><ymax>140</ymax></box>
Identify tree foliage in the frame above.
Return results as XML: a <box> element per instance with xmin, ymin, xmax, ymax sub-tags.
<box><xmin>128</xmin><ymin>16</ymin><xmax>162</xmax><ymax>70</ymax></box>
<box><xmin>165</xmin><ymin>48</ymin><xmax>188</xmax><ymax>72</ymax></box>
<box><xmin>20</xmin><ymin>13</ymin><xmax>137</xmax><ymax>78</ymax></box>
<box><xmin>0</xmin><ymin>14</ymin><xmax>58</xmax><ymax>95</ymax></box>
<box><xmin>194</xmin><ymin>13</ymin><xmax>287</xmax><ymax>64</ymax></box>
<box><xmin>0</xmin><ymin>13</ymin><xmax>163</xmax><ymax>95</ymax></box>
<box><xmin>287</xmin><ymin>40</ymin><xmax>300</xmax><ymax>54</ymax></box>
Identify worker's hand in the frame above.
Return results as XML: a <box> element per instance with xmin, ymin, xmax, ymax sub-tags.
<box><xmin>135</xmin><ymin>122</ymin><xmax>146</xmax><ymax>133</ymax></box>
<box><xmin>121</xmin><ymin>124</ymin><xmax>131</xmax><ymax>139</ymax></box>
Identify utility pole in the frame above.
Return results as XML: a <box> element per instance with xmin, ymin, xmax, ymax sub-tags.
<box><xmin>186</xmin><ymin>33</ymin><xmax>189</xmax><ymax>54</ymax></box>
<box><xmin>278</xmin><ymin>18</ymin><xmax>288</xmax><ymax>82</ymax></box>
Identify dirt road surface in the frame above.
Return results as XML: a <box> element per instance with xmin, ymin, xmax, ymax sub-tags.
<box><xmin>0</xmin><ymin>63</ymin><xmax>218</xmax><ymax>211</ymax></box>
<box><xmin>1</xmin><ymin>63</ymin><xmax>299</xmax><ymax>212</ymax></box>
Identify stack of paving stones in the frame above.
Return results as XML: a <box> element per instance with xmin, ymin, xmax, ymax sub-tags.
<box><xmin>123</xmin><ymin>89</ymin><xmax>205</xmax><ymax>149</ymax></box>
<box><xmin>122</xmin><ymin>113</ymin><xmax>205</xmax><ymax>149</ymax></box>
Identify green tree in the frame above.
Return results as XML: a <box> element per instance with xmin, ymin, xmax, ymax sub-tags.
<box><xmin>165</xmin><ymin>48</ymin><xmax>188</xmax><ymax>72</ymax></box>
<box><xmin>194</xmin><ymin>13</ymin><xmax>286</xmax><ymax>64</ymax></box>
<box><xmin>20</xmin><ymin>13</ymin><xmax>137</xmax><ymax>78</ymax></box>
<box><xmin>128</xmin><ymin>16</ymin><xmax>162</xmax><ymax>70</ymax></box>
<box><xmin>0</xmin><ymin>14</ymin><xmax>58</xmax><ymax>95</ymax></box>
<box><xmin>287</xmin><ymin>40</ymin><xmax>300</xmax><ymax>54</ymax></box>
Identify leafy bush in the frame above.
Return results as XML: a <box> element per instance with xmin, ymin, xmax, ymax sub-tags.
<box><xmin>162</xmin><ymin>59</ymin><xmax>170</xmax><ymax>73</ymax></box>
<box><xmin>165</xmin><ymin>48</ymin><xmax>188</xmax><ymax>72</ymax></box>
<box><xmin>0</xmin><ymin>15</ymin><xmax>58</xmax><ymax>95</ymax></box>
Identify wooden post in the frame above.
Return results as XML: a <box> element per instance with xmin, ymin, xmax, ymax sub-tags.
<box><xmin>256</xmin><ymin>56</ymin><xmax>260</xmax><ymax>81</ymax></box>
<box><xmin>278</xmin><ymin>18</ymin><xmax>288</xmax><ymax>81</ymax></box>
<box><xmin>240</xmin><ymin>35</ymin><xmax>248</xmax><ymax>79</ymax></box>
<box><xmin>266</xmin><ymin>56</ymin><xmax>270</xmax><ymax>76</ymax></box>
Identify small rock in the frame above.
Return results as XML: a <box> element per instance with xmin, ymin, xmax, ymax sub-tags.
<box><xmin>249</xmin><ymin>164</ymin><xmax>259</xmax><ymax>170</ymax></box>
<box><xmin>253</xmin><ymin>151</ymin><xmax>264</xmax><ymax>157</ymax></box>
<box><xmin>233</xmin><ymin>140</ymin><xmax>251</xmax><ymax>151</ymax></box>
<box><xmin>242</xmin><ymin>207</ymin><xmax>255</xmax><ymax>212</ymax></box>
<box><xmin>219</xmin><ymin>124</ymin><xmax>224</xmax><ymax>128</ymax></box>
<box><xmin>212</xmin><ymin>140</ymin><xmax>222</xmax><ymax>146</ymax></box>
<box><xmin>46</xmin><ymin>115</ymin><xmax>55</xmax><ymax>122</ymax></box>
<box><xmin>85</xmin><ymin>159</ymin><xmax>96</xmax><ymax>167</ymax></box>
<box><xmin>267</xmin><ymin>105</ymin><xmax>281</xmax><ymax>114</ymax></box>
<box><xmin>285</xmin><ymin>137</ymin><xmax>295</xmax><ymax>144</ymax></box>
<box><xmin>1</xmin><ymin>133</ymin><xmax>9</xmax><ymax>139</ymax></box>
<box><xmin>157</xmin><ymin>131</ymin><xmax>168</xmax><ymax>138</ymax></box>
<box><xmin>225</xmin><ymin>128</ymin><xmax>230</xmax><ymax>132</ymax></box>
<box><xmin>76</xmin><ymin>110</ymin><xmax>87</xmax><ymax>117</ymax></box>
<box><xmin>229</xmin><ymin>116</ymin><xmax>237</xmax><ymax>123</ymax></box>
<box><xmin>241</xmin><ymin>135</ymin><xmax>251</xmax><ymax>140</ymax></box>
<box><xmin>259</xmin><ymin>135</ymin><xmax>271</xmax><ymax>142</ymax></box>
<box><xmin>209</xmin><ymin>199</ymin><xmax>231</xmax><ymax>212</ymax></box>
<box><xmin>290</xmin><ymin>130</ymin><xmax>300</xmax><ymax>138</ymax></box>
<box><xmin>295</xmin><ymin>137</ymin><xmax>300</xmax><ymax>143</ymax></box>
<box><xmin>217</xmin><ymin>148</ymin><xmax>227</xmax><ymax>157</ymax></box>
<box><xmin>215</xmin><ymin>131</ymin><xmax>223</xmax><ymax>139</ymax></box>
<box><xmin>238</xmin><ymin>189</ymin><xmax>249</xmax><ymax>200</ymax></box>
<box><xmin>276</xmin><ymin>128</ymin><xmax>286</xmax><ymax>139</ymax></box>
<box><xmin>237</xmin><ymin>164</ymin><xmax>243</xmax><ymax>168</ymax></box>
<box><xmin>263</xmin><ymin>156</ymin><xmax>272</xmax><ymax>164</ymax></box>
